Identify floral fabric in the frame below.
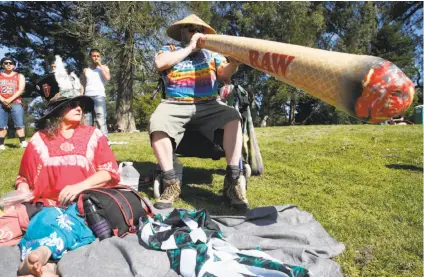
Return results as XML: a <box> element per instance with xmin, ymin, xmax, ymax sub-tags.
<box><xmin>19</xmin><ymin>204</ymin><xmax>95</xmax><ymax>260</ymax></box>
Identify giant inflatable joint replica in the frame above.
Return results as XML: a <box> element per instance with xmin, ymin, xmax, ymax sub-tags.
<box><xmin>200</xmin><ymin>35</ymin><xmax>415</xmax><ymax>124</ymax></box>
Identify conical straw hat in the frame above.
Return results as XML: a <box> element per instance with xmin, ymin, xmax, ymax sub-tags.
<box><xmin>167</xmin><ymin>14</ymin><xmax>216</xmax><ymax>41</ymax></box>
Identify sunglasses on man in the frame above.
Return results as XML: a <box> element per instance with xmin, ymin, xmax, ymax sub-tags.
<box><xmin>2</xmin><ymin>62</ymin><xmax>14</xmax><ymax>66</ymax></box>
<box><xmin>181</xmin><ymin>24</ymin><xmax>204</xmax><ymax>33</ymax></box>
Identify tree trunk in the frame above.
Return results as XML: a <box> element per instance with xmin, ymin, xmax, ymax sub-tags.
<box><xmin>288</xmin><ymin>99</ymin><xmax>296</xmax><ymax>125</ymax></box>
<box><xmin>115</xmin><ymin>28</ymin><xmax>136</xmax><ymax>132</ymax></box>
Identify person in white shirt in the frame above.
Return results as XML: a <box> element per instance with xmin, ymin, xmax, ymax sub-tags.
<box><xmin>81</xmin><ymin>49</ymin><xmax>110</xmax><ymax>137</ymax></box>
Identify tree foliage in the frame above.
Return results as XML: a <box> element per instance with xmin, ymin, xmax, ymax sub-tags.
<box><xmin>0</xmin><ymin>1</ymin><xmax>421</xmax><ymax>129</ymax></box>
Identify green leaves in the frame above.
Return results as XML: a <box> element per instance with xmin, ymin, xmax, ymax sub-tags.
<box><xmin>0</xmin><ymin>2</ymin><xmax>421</xmax><ymax>127</ymax></box>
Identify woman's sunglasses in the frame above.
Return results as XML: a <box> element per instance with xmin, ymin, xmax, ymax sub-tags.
<box><xmin>182</xmin><ymin>24</ymin><xmax>204</xmax><ymax>33</ymax></box>
<box><xmin>2</xmin><ymin>62</ymin><xmax>14</xmax><ymax>66</ymax></box>
<box><xmin>66</xmin><ymin>101</ymin><xmax>85</xmax><ymax>110</ymax></box>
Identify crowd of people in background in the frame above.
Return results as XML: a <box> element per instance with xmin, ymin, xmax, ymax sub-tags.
<box><xmin>0</xmin><ymin>48</ymin><xmax>111</xmax><ymax>149</ymax></box>
<box><xmin>0</xmin><ymin>14</ymin><xmax>252</xmax><ymax>277</ymax></box>
<box><xmin>0</xmin><ymin>13</ymin><xmax>253</xmax><ymax>213</ymax></box>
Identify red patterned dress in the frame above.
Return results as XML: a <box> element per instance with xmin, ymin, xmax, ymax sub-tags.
<box><xmin>16</xmin><ymin>125</ymin><xmax>120</xmax><ymax>206</ymax></box>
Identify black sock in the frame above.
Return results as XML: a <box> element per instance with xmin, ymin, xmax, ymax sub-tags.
<box><xmin>0</xmin><ymin>137</ymin><xmax>4</xmax><ymax>145</ymax></box>
<box><xmin>19</xmin><ymin>137</ymin><xmax>25</xmax><ymax>143</ymax></box>
<box><xmin>163</xmin><ymin>169</ymin><xmax>176</xmax><ymax>181</ymax></box>
<box><xmin>226</xmin><ymin>165</ymin><xmax>240</xmax><ymax>180</ymax></box>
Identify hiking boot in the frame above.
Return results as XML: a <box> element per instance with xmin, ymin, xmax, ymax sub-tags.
<box><xmin>223</xmin><ymin>175</ymin><xmax>249</xmax><ymax>211</ymax></box>
<box><xmin>154</xmin><ymin>178</ymin><xmax>181</xmax><ymax>209</ymax></box>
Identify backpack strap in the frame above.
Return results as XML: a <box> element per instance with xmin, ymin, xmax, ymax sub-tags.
<box><xmin>90</xmin><ymin>188</ymin><xmax>134</xmax><ymax>227</ymax></box>
<box><xmin>78</xmin><ymin>186</ymin><xmax>154</xmax><ymax>219</ymax></box>
<box><xmin>151</xmin><ymin>78</ymin><xmax>164</xmax><ymax>100</ymax></box>
<box><xmin>113</xmin><ymin>185</ymin><xmax>154</xmax><ymax>217</ymax></box>
<box><xmin>76</xmin><ymin>193</ymin><xmax>87</xmax><ymax>217</ymax></box>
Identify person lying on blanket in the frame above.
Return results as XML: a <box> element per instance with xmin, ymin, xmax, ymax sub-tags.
<box><xmin>15</xmin><ymin>60</ymin><xmax>120</xmax><ymax>277</ymax></box>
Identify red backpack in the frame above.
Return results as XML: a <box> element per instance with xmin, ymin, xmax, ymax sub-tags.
<box><xmin>77</xmin><ymin>186</ymin><xmax>154</xmax><ymax>238</ymax></box>
<box><xmin>0</xmin><ymin>204</ymin><xmax>29</xmax><ymax>246</ymax></box>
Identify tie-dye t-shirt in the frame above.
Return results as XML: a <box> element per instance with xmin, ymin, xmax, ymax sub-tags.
<box><xmin>157</xmin><ymin>45</ymin><xmax>228</xmax><ymax>102</ymax></box>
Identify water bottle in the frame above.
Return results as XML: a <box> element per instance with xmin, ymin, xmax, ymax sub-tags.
<box><xmin>83</xmin><ymin>198</ymin><xmax>112</xmax><ymax>241</ymax></box>
<box><xmin>118</xmin><ymin>162</ymin><xmax>140</xmax><ymax>191</ymax></box>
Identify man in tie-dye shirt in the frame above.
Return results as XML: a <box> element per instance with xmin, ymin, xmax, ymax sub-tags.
<box><xmin>149</xmin><ymin>14</ymin><xmax>248</xmax><ymax>211</ymax></box>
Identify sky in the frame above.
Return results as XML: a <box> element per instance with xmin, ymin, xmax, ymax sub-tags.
<box><xmin>0</xmin><ymin>47</ymin><xmax>8</xmax><ymax>60</ymax></box>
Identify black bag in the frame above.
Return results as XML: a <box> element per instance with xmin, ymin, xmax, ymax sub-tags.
<box><xmin>233</xmin><ymin>85</ymin><xmax>252</xmax><ymax>113</ymax></box>
<box><xmin>77</xmin><ymin>186</ymin><xmax>154</xmax><ymax>238</ymax></box>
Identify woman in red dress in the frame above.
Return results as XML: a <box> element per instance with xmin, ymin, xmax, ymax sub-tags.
<box><xmin>16</xmin><ymin>67</ymin><xmax>120</xmax><ymax>277</ymax></box>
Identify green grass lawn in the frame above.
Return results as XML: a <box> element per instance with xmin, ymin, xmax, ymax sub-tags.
<box><xmin>1</xmin><ymin>125</ymin><xmax>422</xmax><ymax>276</ymax></box>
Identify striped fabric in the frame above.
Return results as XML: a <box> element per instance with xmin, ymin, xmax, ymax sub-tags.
<box><xmin>157</xmin><ymin>45</ymin><xmax>228</xmax><ymax>102</ymax></box>
<box><xmin>139</xmin><ymin>209</ymin><xmax>309</xmax><ymax>277</ymax></box>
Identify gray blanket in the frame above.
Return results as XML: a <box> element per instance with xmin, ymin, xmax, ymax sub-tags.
<box><xmin>0</xmin><ymin>204</ymin><xmax>345</xmax><ymax>277</ymax></box>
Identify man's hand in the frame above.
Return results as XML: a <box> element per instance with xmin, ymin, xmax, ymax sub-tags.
<box><xmin>58</xmin><ymin>183</ymin><xmax>87</xmax><ymax>207</ymax></box>
<box><xmin>4</xmin><ymin>98</ymin><xmax>12</xmax><ymax>105</ymax></box>
<box><xmin>227</xmin><ymin>56</ymin><xmax>242</xmax><ymax>67</ymax></box>
<box><xmin>0</xmin><ymin>97</ymin><xmax>7</xmax><ymax>106</ymax></box>
<box><xmin>189</xmin><ymin>33</ymin><xmax>206</xmax><ymax>53</ymax></box>
<box><xmin>0</xmin><ymin>98</ymin><xmax>11</xmax><ymax>108</ymax></box>
<box><xmin>217</xmin><ymin>56</ymin><xmax>242</xmax><ymax>80</ymax></box>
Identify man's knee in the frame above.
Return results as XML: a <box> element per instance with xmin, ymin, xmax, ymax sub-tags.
<box><xmin>151</xmin><ymin>131</ymin><xmax>169</xmax><ymax>143</ymax></box>
<box><xmin>223</xmin><ymin>118</ymin><xmax>241</xmax><ymax>129</ymax></box>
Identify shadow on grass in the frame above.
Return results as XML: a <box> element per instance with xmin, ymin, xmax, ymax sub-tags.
<box><xmin>386</xmin><ymin>164</ymin><xmax>423</xmax><ymax>172</ymax></box>
<box><xmin>4</xmin><ymin>143</ymin><xmax>19</xmax><ymax>149</ymax></box>
<box><xmin>130</xmin><ymin>161</ymin><xmax>157</xmax><ymax>178</ymax></box>
<box><xmin>126</xmin><ymin>160</ymin><xmax>226</xmax><ymax>185</ymax></box>
<box><xmin>181</xmin><ymin>170</ymin><xmax>249</xmax><ymax>216</ymax></box>
<box><xmin>127</xmin><ymin>160</ymin><xmax>244</xmax><ymax>215</ymax></box>
<box><xmin>211</xmin><ymin>206</ymin><xmax>280</xmax><ymax>226</ymax></box>
<box><xmin>183</xmin><ymin>167</ymin><xmax>225</xmax><ymax>185</ymax></box>
<box><xmin>181</xmin><ymin>184</ymin><xmax>228</xmax><ymax>215</ymax></box>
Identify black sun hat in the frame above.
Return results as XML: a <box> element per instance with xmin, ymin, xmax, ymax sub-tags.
<box><xmin>35</xmin><ymin>73</ymin><xmax>93</xmax><ymax>120</ymax></box>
